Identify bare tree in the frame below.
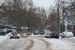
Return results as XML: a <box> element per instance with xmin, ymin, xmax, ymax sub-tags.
<box><xmin>1</xmin><ymin>0</ymin><xmax>46</xmax><ymax>32</ymax></box>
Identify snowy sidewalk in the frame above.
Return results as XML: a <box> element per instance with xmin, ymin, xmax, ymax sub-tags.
<box><xmin>42</xmin><ymin>38</ymin><xmax>75</xmax><ymax>50</ymax></box>
<box><xmin>0</xmin><ymin>36</ymin><xmax>9</xmax><ymax>44</ymax></box>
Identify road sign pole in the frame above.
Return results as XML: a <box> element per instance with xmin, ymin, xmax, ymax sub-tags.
<box><xmin>65</xmin><ymin>16</ymin><xmax>67</xmax><ymax>32</ymax></box>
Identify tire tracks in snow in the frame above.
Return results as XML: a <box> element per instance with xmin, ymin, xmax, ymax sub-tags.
<box><xmin>29</xmin><ymin>37</ymin><xmax>52</xmax><ymax>50</ymax></box>
<box><xmin>27</xmin><ymin>37</ymin><xmax>47</xmax><ymax>50</ymax></box>
<box><xmin>25</xmin><ymin>39</ymin><xmax>34</xmax><ymax>50</ymax></box>
<box><xmin>40</xmin><ymin>39</ymin><xmax>52</xmax><ymax>50</ymax></box>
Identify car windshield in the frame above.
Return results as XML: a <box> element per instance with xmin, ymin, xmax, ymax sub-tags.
<box><xmin>12</xmin><ymin>32</ymin><xmax>18</xmax><ymax>35</ymax></box>
<box><xmin>35</xmin><ymin>31</ymin><xmax>38</xmax><ymax>33</ymax></box>
<box><xmin>40</xmin><ymin>30</ymin><xmax>45</xmax><ymax>32</ymax></box>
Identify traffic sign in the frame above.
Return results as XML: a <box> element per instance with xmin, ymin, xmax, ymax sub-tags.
<box><xmin>64</xmin><ymin>13</ymin><xmax>67</xmax><ymax>19</ymax></box>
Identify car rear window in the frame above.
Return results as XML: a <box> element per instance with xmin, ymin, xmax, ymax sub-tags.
<box><xmin>52</xmin><ymin>32</ymin><xmax>58</xmax><ymax>34</ymax></box>
<box><xmin>47</xmin><ymin>33</ymin><xmax>50</xmax><ymax>35</ymax></box>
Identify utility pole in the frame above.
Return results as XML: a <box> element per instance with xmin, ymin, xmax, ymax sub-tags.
<box><xmin>15</xmin><ymin>0</ymin><xmax>19</xmax><ymax>31</ymax></box>
<box><xmin>61</xmin><ymin>0</ymin><xmax>68</xmax><ymax>32</ymax></box>
<box><xmin>62</xmin><ymin>6</ymin><xmax>64</xmax><ymax>32</ymax></box>
<box><xmin>61</xmin><ymin>0</ymin><xmax>64</xmax><ymax>33</ymax></box>
<box><xmin>57</xmin><ymin>0</ymin><xmax>60</xmax><ymax>34</ymax></box>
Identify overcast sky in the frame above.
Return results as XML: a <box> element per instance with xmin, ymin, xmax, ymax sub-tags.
<box><xmin>33</xmin><ymin>0</ymin><xmax>55</xmax><ymax>9</ymax></box>
<box><xmin>0</xmin><ymin>0</ymin><xmax>6</xmax><ymax>6</ymax></box>
<box><xmin>0</xmin><ymin>0</ymin><xmax>55</xmax><ymax>9</ymax></box>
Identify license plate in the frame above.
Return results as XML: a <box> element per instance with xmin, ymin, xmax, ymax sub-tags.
<box><xmin>23</xmin><ymin>33</ymin><xmax>26</xmax><ymax>34</ymax></box>
<box><xmin>14</xmin><ymin>36</ymin><xmax>16</xmax><ymax>37</ymax></box>
<box><xmin>54</xmin><ymin>35</ymin><xmax>56</xmax><ymax>36</ymax></box>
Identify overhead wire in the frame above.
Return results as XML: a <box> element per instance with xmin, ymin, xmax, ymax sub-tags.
<box><xmin>35</xmin><ymin>0</ymin><xmax>39</xmax><ymax>6</ymax></box>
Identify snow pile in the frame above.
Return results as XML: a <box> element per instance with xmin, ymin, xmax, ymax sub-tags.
<box><xmin>31</xmin><ymin>33</ymin><xmax>34</xmax><ymax>35</ymax></box>
<box><xmin>7</xmin><ymin>32</ymin><xmax>11</xmax><ymax>36</ymax></box>
<box><xmin>65</xmin><ymin>32</ymin><xmax>74</xmax><ymax>37</ymax></box>
<box><xmin>0</xmin><ymin>36</ymin><xmax>9</xmax><ymax>44</ymax></box>
<box><xmin>59</xmin><ymin>36</ymin><xmax>61</xmax><ymax>39</ymax></box>
<box><xmin>43</xmin><ymin>39</ymin><xmax>74</xmax><ymax>50</ymax></box>
<box><xmin>31</xmin><ymin>35</ymin><xmax>44</xmax><ymax>37</ymax></box>
<box><xmin>70</xmin><ymin>37</ymin><xmax>75</xmax><ymax>39</ymax></box>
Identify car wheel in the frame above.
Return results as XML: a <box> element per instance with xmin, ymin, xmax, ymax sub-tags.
<box><xmin>57</xmin><ymin>37</ymin><xmax>59</xmax><ymax>39</ymax></box>
<box><xmin>51</xmin><ymin>36</ymin><xmax>52</xmax><ymax>38</ymax></box>
<box><xmin>18</xmin><ymin>37</ymin><xmax>19</xmax><ymax>39</ymax></box>
<box><xmin>50</xmin><ymin>36</ymin><xmax>52</xmax><ymax>38</ymax></box>
<box><xmin>10</xmin><ymin>37</ymin><xmax>12</xmax><ymax>39</ymax></box>
<box><xmin>63</xmin><ymin>36</ymin><xmax>65</xmax><ymax>38</ymax></box>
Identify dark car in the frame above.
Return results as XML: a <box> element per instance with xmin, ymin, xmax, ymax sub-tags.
<box><xmin>40</xmin><ymin>29</ymin><xmax>45</xmax><ymax>35</ymax></box>
<box><xmin>34</xmin><ymin>31</ymin><xmax>39</xmax><ymax>35</ymax></box>
<box><xmin>10</xmin><ymin>32</ymin><xmax>20</xmax><ymax>39</ymax></box>
<box><xmin>50</xmin><ymin>32</ymin><xmax>59</xmax><ymax>38</ymax></box>
<box><xmin>0</xmin><ymin>31</ymin><xmax>6</xmax><ymax>35</ymax></box>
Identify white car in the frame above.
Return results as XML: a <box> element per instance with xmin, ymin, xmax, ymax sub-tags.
<box><xmin>61</xmin><ymin>32</ymin><xmax>74</xmax><ymax>38</ymax></box>
<box><xmin>45</xmin><ymin>32</ymin><xmax>51</xmax><ymax>38</ymax></box>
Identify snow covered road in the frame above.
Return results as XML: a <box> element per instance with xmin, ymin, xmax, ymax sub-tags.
<box><xmin>0</xmin><ymin>36</ymin><xmax>9</xmax><ymax>44</ymax></box>
<box><xmin>29</xmin><ymin>35</ymin><xmax>75</xmax><ymax>50</ymax></box>
<box><xmin>0</xmin><ymin>37</ymin><xmax>31</xmax><ymax>50</ymax></box>
<box><xmin>0</xmin><ymin>35</ymin><xmax>75</xmax><ymax>50</ymax></box>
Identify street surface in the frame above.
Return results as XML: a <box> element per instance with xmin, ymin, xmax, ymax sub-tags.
<box><xmin>0</xmin><ymin>37</ymin><xmax>30</xmax><ymax>50</ymax></box>
<box><xmin>0</xmin><ymin>35</ymin><xmax>75</xmax><ymax>50</ymax></box>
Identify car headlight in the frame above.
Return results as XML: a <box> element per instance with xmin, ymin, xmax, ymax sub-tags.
<box><xmin>10</xmin><ymin>34</ymin><xmax>13</xmax><ymax>36</ymax></box>
<box><xmin>17</xmin><ymin>34</ymin><xmax>20</xmax><ymax>36</ymax></box>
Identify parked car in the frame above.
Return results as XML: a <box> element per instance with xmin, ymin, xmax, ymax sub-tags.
<box><xmin>34</xmin><ymin>31</ymin><xmax>39</xmax><ymax>35</ymax></box>
<box><xmin>40</xmin><ymin>29</ymin><xmax>45</xmax><ymax>35</ymax></box>
<box><xmin>61</xmin><ymin>32</ymin><xmax>74</xmax><ymax>38</ymax></box>
<box><xmin>50</xmin><ymin>32</ymin><xmax>59</xmax><ymax>38</ymax></box>
<box><xmin>28</xmin><ymin>32</ymin><xmax>31</xmax><ymax>35</ymax></box>
<box><xmin>45</xmin><ymin>32</ymin><xmax>51</xmax><ymax>38</ymax></box>
<box><xmin>10</xmin><ymin>32</ymin><xmax>20</xmax><ymax>39</ymax></box>
<box><xmin>0</xmin><ymin>31</ymin><xmax>6</xmax><ymax>35</ymax></box>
